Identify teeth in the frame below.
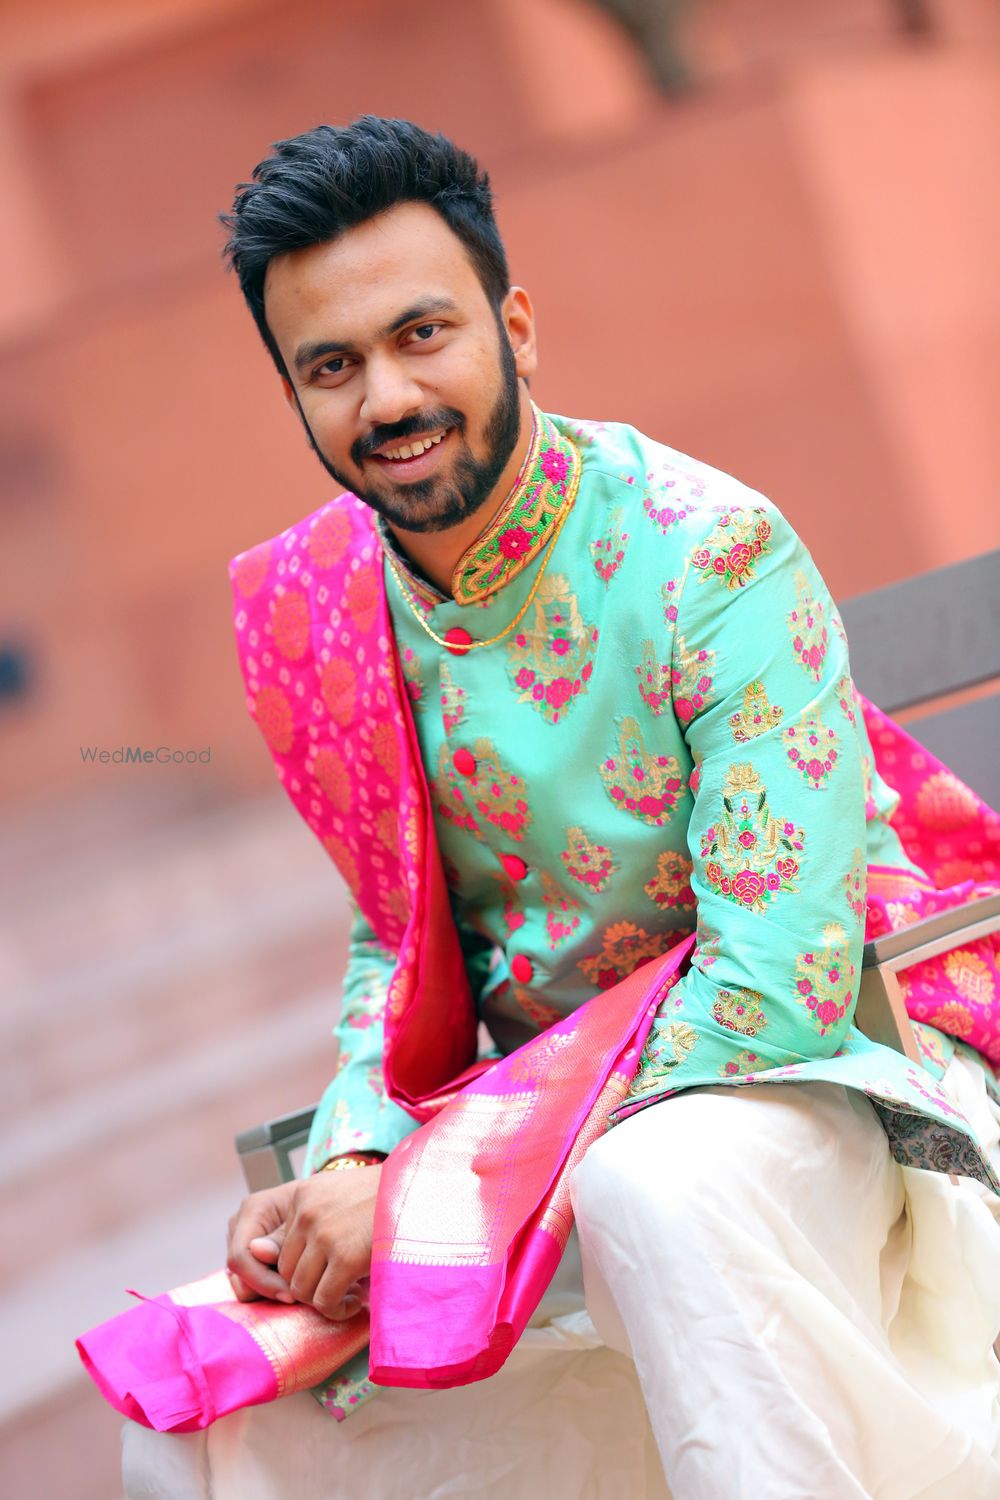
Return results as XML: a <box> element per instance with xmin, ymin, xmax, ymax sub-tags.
<box><xmin>381</xmin><ymin>431</ymin><xmax>446</xmax><ymax>461</ymax></box>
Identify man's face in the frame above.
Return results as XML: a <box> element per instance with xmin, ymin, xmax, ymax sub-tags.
<box><xmin>263</xmin><ymin>202</ymin><xmax>533</xmax><ymax>534</ymax></box>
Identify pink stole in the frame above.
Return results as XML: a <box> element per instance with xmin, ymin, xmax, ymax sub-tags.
<box><xmin>75</xmin><ymin>496</ymin><xmax>1000</xmax><ymax>1427</ymax></box>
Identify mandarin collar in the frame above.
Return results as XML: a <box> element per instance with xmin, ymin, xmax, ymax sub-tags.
<box><xmin>378</xmin><ymin>405</ymin><xmax>581</xmax><ymax>609</ymax></box>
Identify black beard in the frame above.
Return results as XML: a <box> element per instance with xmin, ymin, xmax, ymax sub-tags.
<box><xmin>299</xmin><ymin>326</ymin><xmax>522</xmax><ymax>535</ymax></box>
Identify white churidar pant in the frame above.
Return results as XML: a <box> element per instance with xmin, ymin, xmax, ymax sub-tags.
<box><xmin>122</xmin><ymin>1055</ymin><xmax>1000</xmax><ymax>1500</ymax></box>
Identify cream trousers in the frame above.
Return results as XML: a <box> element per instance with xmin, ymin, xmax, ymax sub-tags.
<box><xmin>123</xmin><ymin>1065</ymin><xmax>1000</xmax><ymax>1500</ymax></box>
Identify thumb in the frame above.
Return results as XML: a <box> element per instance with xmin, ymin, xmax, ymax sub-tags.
<box><xmin>249</xmin><ymin>1222</ymin><xmax>286</xmax><ymax>1264</ymax></box>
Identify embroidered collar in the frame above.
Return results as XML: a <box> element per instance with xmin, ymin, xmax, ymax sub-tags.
<box><xmin>379</xmin><ymin>405</ymin><xmax>582</xmax><ymax>609</ymax></box>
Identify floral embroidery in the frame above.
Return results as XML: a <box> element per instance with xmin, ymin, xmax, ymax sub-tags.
<box><xmin>540</xmin><ymin>871</ymin><xmax>581</xmax><ymax>949</ymax></box>
<box><xmin>835</xmin><ymin>674</ymin><xmax>857</xmax><ymax>727</ymax></box>
<box><xmin>660</xmin><ymin>576</ymin><xmax>682</xmax><ymax>631</ymax></box>
<box><xmin>861</xmin><ymin>754</ymin><xmax>877</xmax><ymax>819</ymax></box>
<box><xmin>507</xmin><ymin>574</ymin><xmax>598</xmax><ymax>725</ymax></box>
<box><xmin>729</xmin><ymin>680</ymin><xmax>783</xmax><ymax>743</ymax></box>
<box><xmin>560</xmin><ymin>826</ymin><xmax>618</xmax><ymax>892</ymax></box>
<box><xmin>695</xmin><ymin>931</ymin><xmax>723</xmax><ymax>969</ymax></box>
<box><xmin>600</xmin><ymin>717</ymin><xmax>687</xmax><ymax>827</ymax></box>
<box><xmin>794</xmin><ymin>924</ymin><xmax>855</xmax><ymax>1036</ymax></box>
<box><xmin>671</xmin><ymin>636</ymin><xmax>716</xmax><ymax>725</ymax></box>
<box><xmin>590</xmin><ymin>507</ymin><xmax>630</xmax><ymax>585</ymax></box>
<box><xmin>399</xmin><ymin>644</ymin><xmax>424</xmax><ymax>710</ymax></box>
<box><xmin>787</xmin><ymin>570</ymin><xmax>828</xmax><ymax>681</ymax></box>
<box><xmin>783</xmin><ymin>708</ymin><xmax>840</xmax><ymax>790</ymax></box>
<box><xmin>643</xmin><ymin>850</ymin><xmax>696</xmax><ymax>912</ymax></box>
<box><xmin>452</xmin><ymin>408</ymin><xmax>581</xmax><ymax>604</ymax></box>
<box><xmin>691</xmin><ymin>509</ymin><xmax>772</xmax><ymax>590</ymax></box>
<box><xmin>312</xmin><ymin>747</ymin><xmax>351</xmax><ymax>813</ymax></box>
<box><xmin>254</xmin><ymin>684</ymin><xmax>294</xmax><ymax>754</ymax></box>
<box><xmin>440</xmin><ymin>662</ymin><xmax>465</xmax><ymax>737</ymax></box>
<box><xmin>642</xmin><ymin>479</ymin><xmax>699</xmax><ymax>536</ymax></box>
<box><xmin>627</xmin><ymin>1021</ymin><xmax>698</xmax><ymax>1095</ymax></box>
<box><xmin>512</xmin><ymin>987</ymin><xmax>564</xmax><ymax>1032</ymax></box>
<box><xmin>916</xmin><ymin>771</ymin><xmax>979</xmax><ymax>832</ymax></box>
<box><xmin>578</xmin><ymin>921</ymin><xmax>668</xmax><ymax>989</ymax></box>
<box><xmin>635</xmin><ymin>640</ymin><xmax>671</xmax><ymax>716</ymax></box>
<box><xmin>491</xmin><ymin>873</ymin><xmax>526</xmax><ymax>936</ymax></box>
<box><xmin>844</xmin><ymin>848</ymin><xmax>866</xmax><ymax>924</ymax></box>
<box><xmin>434</xmin><ymin>739</ymin><xmax>532</xmax><ymax>842</ymax></box>
<box><xmin>374</xmin><ymin>805</ymin><xmax>399</xmax><ymax>857</ymax></box>
<box><xmin>700</xmin><ymin>763</ymin><xmax>804</xmax><ymax>914</ymax></box>
<box><xmin>942</xmin><ymin>949</ymin><xmax>995</xmax><ymax>1007</ymax></box>
<box><xmin>719</xmin><ymin>1048</ymin><xmax>767</xmax><ymax>1078</ymax></box>
<box><xmin>711</xmin><ymin>988</ymin><xmax>768</xmax><ymax>1037</ymax></box>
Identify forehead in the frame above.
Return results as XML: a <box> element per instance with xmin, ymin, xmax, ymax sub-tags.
<box><xmin>263</xmin><ymin>200</ymin><xmax>487</xmax><ymax>347</ymax></box>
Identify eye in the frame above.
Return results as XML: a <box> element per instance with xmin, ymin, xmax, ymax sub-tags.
<box><xmin>407</xmin><ymin>323</ymin><xmax>443</xmax><ymax>344</ymax></box>
<box><xmin>316</xmin><ymin>356</ymin><xmax>346</xmax><ymax>376</ymax></box>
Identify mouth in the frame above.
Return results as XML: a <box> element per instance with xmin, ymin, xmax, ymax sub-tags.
<box><xmin>367</xmin><ymin>426</ymin><xmax>454</xmax><ymax>482</ymax></box>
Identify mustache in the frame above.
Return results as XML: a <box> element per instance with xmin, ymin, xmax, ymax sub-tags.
<box><xmin>352</xmin><ymin>408</ymin><xmax>465</xmax><ymax>464</ymax></box>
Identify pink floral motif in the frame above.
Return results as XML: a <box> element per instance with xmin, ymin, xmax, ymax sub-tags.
<box><xmin>794</xmin><ymin>924</ymin><xmax>856</xmax><ymax>1036</ymax></box>
<box><xmin>590</xmin><ymin>507</ymin><xmax>630</xmax><ymax>586</ymax></box>
<box><xmin>499</xmin><ymin>525</ymin><xmax>532</xmax><ymax>560</ymax></box>
<box><xmin>541</xmin><ymin>447</ymin><xmax>569</xmax><ymax>486</ymax></box>
<box><xmin>692</xmin><ymin>510</ymin><xmax>772</xmax><ymax>591</ymax></box>
<box><xmin>700</xmin><ymin>764</ymin><xmax>804</xmax><ymax>915</ymax></box>
<box><xmin>787</xmin><ymin>570</ymin><xmax>829</xmax><ymax>682</ymax></box>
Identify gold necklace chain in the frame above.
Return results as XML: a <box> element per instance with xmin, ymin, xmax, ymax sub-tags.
<box><xmin>381</xmin><ymin>465</ymin><xmax>580</xmax><ymax>652</ymax></box>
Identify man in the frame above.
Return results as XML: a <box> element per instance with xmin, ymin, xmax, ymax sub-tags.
<box><xmin>127</xmin><ymin>117</ymin><xmax>1000</xmax><ymax>1497</ymax></box>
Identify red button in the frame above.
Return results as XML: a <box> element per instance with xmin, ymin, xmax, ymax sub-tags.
<box><xmin>452</xmin><ymin>747</ymin><xmax>476</xmax><ymax>777</ymax></box>
<box><xmin>511</xmin><ymin>954</ymin><xmax>534</xmax><ymax>984</ymax></box>
<box><xmin>444</xmin><ymin>627</ymin><xmax>473</xmax><ymax>655</ymax></box>
<box><xmin>501</xmin><ymin>854</ymin><xmax>528</xmax><ymax>882</ymax></box>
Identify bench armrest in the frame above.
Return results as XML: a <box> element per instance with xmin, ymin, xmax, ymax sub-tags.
<box><xmin>235</xmin><ymin>1105</ymin><xmax>318</xmax><ymax>1191</ymax></box>
<box><xmin>862</xmin><ymin>892</ymin><xmax>1000</xmax><ymax>972</ymax></box>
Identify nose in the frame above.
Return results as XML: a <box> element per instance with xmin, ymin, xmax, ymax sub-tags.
<box><xmin>359</xmin><ymin>353</ymin><xmax>425</xmax><ymax>430</ymax></box>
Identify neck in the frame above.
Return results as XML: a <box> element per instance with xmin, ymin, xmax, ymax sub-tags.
<box><xmin>385</xmin><ymin>386</ymin><xmax>535</xmax><ymax>597</ymax></box>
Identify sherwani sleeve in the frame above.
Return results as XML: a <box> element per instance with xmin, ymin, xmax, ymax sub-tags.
<box><xmin>641</xmin><ymin>499</ymin><xmax>868</xmax><ymax>1084</ymax></box>
<box><xmin>304</xmin><ymin>906</ymin><xmax>497</xmax><ymax>1172</ymax></box>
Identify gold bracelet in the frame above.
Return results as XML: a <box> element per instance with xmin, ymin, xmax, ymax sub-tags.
<box><xmin>318</xmin><ymin>1153</ymin><xmax>382</xmax><ymax>1172</ymax></box>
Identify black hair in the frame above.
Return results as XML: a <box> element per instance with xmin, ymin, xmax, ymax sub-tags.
<box><xmin>220</xmin><ymin>116</ymin><xmax>510</xmax><ymax>375</ymax></box>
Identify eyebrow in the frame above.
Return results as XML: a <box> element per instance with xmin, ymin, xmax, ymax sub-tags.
<box><xmin>292</xmin><ymin>296</ymin><xmax>460</xmax><ymax>372</ymax></box>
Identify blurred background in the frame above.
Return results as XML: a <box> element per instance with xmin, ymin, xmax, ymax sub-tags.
<box><xmin>1</xmin><ymin>0</ymin><xmax>998</xmax><ymax>1494</ymax></box>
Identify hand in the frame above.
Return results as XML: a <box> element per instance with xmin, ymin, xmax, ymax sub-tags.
<box><xmin>225</xmin><ymin>1165</ymin><xmax>383</xmax><ymax>1321</ymax></box>
<box><xmin>226</xmin><ymin>1181</ymin><xmax>297</xmax><ymax>1303</ymax></box>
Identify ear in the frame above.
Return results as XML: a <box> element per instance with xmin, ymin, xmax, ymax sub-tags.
<box><xmin>501</xmin><ymin>286</ymin><xmax>538</xmax><ymax>380</ymax></box>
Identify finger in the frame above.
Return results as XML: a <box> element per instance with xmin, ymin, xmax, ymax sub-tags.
<box><xmin>227</xmin><ymin>1271</ymin><xmax>260</xmax><ymax>1302</ymax></box>
<box><xmin>287</xmin><ymin>1243</ymin><xmax>328</xmax><ymax>1307</ymax></box>
<box><xmin>227</xmin><ymin>1240</ymin><xmax>294</xmax><ymax>1302</ymax></box>
<box><xmin>249</xmin><ymin>1228</ymin><xmax>285</xmax><ymax>1265</ymax></box>
<box><xmin>312</xmin><ymin>1266</ymin><xmax>365</xmax><ymax>1323</ymax></box>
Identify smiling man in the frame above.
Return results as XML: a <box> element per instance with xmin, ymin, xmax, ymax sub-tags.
<box><xmin>125</xmin><ymin>118</ymin><xmax>1000</xmax><ymax>1499</ymax></box>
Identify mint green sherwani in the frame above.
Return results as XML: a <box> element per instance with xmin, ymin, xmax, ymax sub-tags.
<box><xmin>304</xmin><ymin>407</ymin><xmax>992</xmax><ymax>1188</ymax></box>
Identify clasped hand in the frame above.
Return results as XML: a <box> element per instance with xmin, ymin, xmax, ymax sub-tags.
<box><xmin>226</xmin><ymin>1163</ymin><xmax>382</xmax><ymax>1322</ymax></box>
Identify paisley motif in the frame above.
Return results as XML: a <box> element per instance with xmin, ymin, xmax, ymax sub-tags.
<box><xmin>643</xmin><ymin>849</ymin><xmax>696</xmax><ymax>911</ymax></box>
<box><xmin>700</xmin><ymin>763</ymin><xmax>805</xmax><ymax>914</ymax></box>
<box><xmin>578</xmin><ymin>921</ymin><xmax>669</xmax><ymax>990</ymax></box>
<box><xmin>434</xmin><ymin>739</ymin><xmax>532</xmax><ymax>843</ymax></box>
<box><xmin>786</xmin><ymin>570</ymin><xmax>828</xmax><ymax>681</ymax></box>
<box><xmin>844</xmin><ymin>848</ymin><xmax>866</xmax><ymax>924</ymax></box>
<box><xmin>254</xmin><ymin>684</ymin><xmax>294</xmax><ymax>754</ymax></box>
<box><xmin>439</xmin><ymin>662</ymin><xmax>465</xmax><ymax>737</ymax></box>
<box><xmin>783</xmin><ymin>708</ymin><xmax>840</xmax><ymax>790</ymax></box>
<box><xmin>506</xmin><ymin>573</ymin><xmax>598</xmax><ymax>725</ymax></box>
<box><xmin>729</xmin><ymin>680</ymin><xmax>783</xmax><ymax>743</ymax></box>
<box><xmin>600</xmin><ymin>717</ymin><xmax>687</xmax><ymax>827</ymax></box>
<box><xmin>794</xmin><ymin>924</ymin><xmax>855</xmax><ymax>1036</ymax></box>
<box><xmin>711</xmin><ymin>988</ymin><xmax>768</xmax><ymax>1037</ymax></box>
<box><xmin>590</xmin><ymin>506</ymin><xmax>630</xmax><ymax>586</ymax></box>
<box><xmin>627</xmin><ymin>1021</ymin><xmax>699</xmax><ymax>1096</ymax></box>
<box><xmin>560</xmin><ymin>826</ymin><xmax>618</xmax><ymax>892</ymax></box>
<box><xmin>540</xmin><ymin>870</ymin><xmax>581</xmax><ymax>949</ymax></box>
